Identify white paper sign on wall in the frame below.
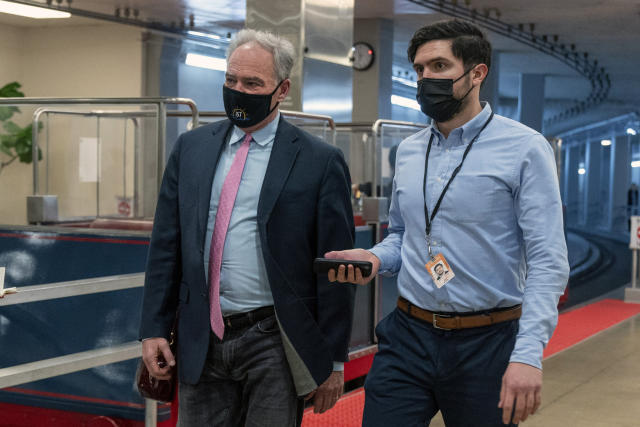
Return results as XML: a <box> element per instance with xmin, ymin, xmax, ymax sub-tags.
<box><xmin>630</xmin><ymin>216</ymin><xmax>640</xmax><ymax>249</ymax></box>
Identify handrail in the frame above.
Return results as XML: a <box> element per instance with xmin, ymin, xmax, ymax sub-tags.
<box><xmin>0</xmin><ymin>273</ymin><xmax>144</xmax><ymax>306</ymax></box>
<box><xmin>0</xmin><ymin>271</ymin><xmax>155</xmax><ymax>424</ymax></box>
<box><xmin>169</xmin><ymin>109</ymin><xmax>336</xmax><ymax>130</ymax></box>
<box><xmin>372</xmin><ymin>119</ymin><xmax>427</xmax><ymax>134</ymax></box>
<box><xmin>0</xmin><ymin>342</ymin><xmax>140</xmax><ymax>389</ymax></box>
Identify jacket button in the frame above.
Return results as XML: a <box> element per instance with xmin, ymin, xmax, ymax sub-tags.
<box><xmin>201</xmin><ymin>292</ymin><xmax>207</xmax><ymax>298</ymax></box>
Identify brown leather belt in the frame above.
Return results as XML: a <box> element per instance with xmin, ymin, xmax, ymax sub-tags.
<box><xmin>397</xmin><ymin>297</ymin><xmax>521</xmax><ymax>330</ymax></box>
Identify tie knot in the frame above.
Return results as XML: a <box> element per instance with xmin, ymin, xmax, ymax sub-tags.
<box><xmin>242</xmin><ymin>133</ymin><xmax>253</xmax><ymax>145</ymax></box>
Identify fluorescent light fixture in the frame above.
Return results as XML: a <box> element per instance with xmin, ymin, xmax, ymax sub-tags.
<box><xmin>632</xmin><ymin>161</ymin><xmax>640</xmax><ymax>168</ymax></box>
<box><xmin>187</xmin><ymin>30</ymin><xmax>222</xmax><ymax>40</ymax></box>
<box><xmin>391</xmin><ymin>95</ymin><xmax>421</xmax><ymax>111</ymax></box>
<box><xmin>392</xmin><ymin>76</ymin><xmax>417</xmax><ymax>88</ymax></box>
<box><xmin>600</xmin><ymin>139</ymin><xmax>612</xmax><ymax>146</ymax></box>
<box><xmin>578</xmin><ymin>168</ymin><xmax>586</xmax><ymax>175</ymax></box>
<box><xmin>627</xmin><ymin>128</ymin><xmax>638</xmax><ymax>136</ymax></box>
<box><xmin>185</xmin><ymin>53</ymin><xmax>226</xmax><ymax>72</ymax></box>
<box><xmin>0</xmin><ymin>0</ymin><xmax>70</xmax><ymax>18</ymax></box>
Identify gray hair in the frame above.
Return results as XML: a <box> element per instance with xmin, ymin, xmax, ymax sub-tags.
<box><xmin>227</xmin><ymin>29</ymin><xmax>296</xmax><ymax>83</ymax></box>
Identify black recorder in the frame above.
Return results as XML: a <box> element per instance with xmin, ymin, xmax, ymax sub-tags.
<box><xmin>313</xmin><ymin>258</ymin><xmax>373</xmax><ymax>277</ymax></box>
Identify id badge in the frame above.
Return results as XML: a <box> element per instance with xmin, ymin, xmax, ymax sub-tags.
<box><xmin>425</xmin><ymin>253</ymin><xmax>455</xmax><ymax>288</ymax></box>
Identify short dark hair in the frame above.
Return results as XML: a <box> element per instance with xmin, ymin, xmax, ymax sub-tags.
<box><xmin>407</xmin><ymin>19</ymin><xmax>491</xmax><ymax>73</ymax></box>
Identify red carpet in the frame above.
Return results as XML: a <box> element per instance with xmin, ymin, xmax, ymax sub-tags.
<box><xmin>302</xmin><ymin>298</ymin><xmax>640</xmax><ymax>426</ymax></box>
<box><xmin>543</xmin><ymin>298</ymin><xmax>640</xmax><ymax>358</ymax></box>
<box><xmin>302</xmin><ymin>389</ymin><xmax>365</xmax><ymax>427</ymax></box>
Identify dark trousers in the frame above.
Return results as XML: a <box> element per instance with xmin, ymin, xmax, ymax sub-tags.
<box><xmin>363</xmin><ymin>308</ymin><xmax>518</xmax><ymax>427</ymax></box>
<box><xmin>177</xmin><ymin>315</ymin><xmax>299</xmax><ymax>427</ymax></box>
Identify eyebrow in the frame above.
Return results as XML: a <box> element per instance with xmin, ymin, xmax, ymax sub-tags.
<box><xmin>225</xmin><ymin>73</ymin><xmax>266</xmax><ymax>85</ymax></box>
<box><xmin>413</xmin><ymin>56</ymin><xmax>451</xmax><ymax>67</ymax></box>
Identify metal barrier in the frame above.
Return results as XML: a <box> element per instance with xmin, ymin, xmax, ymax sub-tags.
<box><xmin>31</xmin><ymin>109</ymin><xmax>149</xmax><ymax>218</ymax></box>
<box><xmin>171</xmin><ymin>110</ymin><xmax>336</xmax><ymax>145</ymax></box>
<box><xmin>0</xmin><ymin>273</ymin><xmax>161</xmax><ymax>426</ymax></box>
<box><xmin>0</xmin><ymin>97</ymin><xmax>198</xmax><ymax>194</ymax></box>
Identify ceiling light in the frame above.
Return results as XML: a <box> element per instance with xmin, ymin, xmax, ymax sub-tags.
<box><xmin>187</xmin><ymin>30</ymin><xmax>222</xmax><ymax>40</ymax></box>
<box><xmin>632</xmin><ymin>161</ymin><xmax>640</xmax><ymax>168</ymax></box>
<box><xmin>185</xmin><ymin>53</ymin><xmax>226</xmax><ymax>72</ymax></box>
<box><xmin>627</xmin><ymin>128</ymin><xmax>638</xmax><ymax>136</ymax></box>
<box><xmin>600</xmin><ymin>139</ymin><xmax>611</xmax><ymax>146</ymax></box>
<box><xmin>391</xmin><ymin>95</ymin><xmax>421</xmax><ymax>111</ymax></box>
<box><xmin>0</xmin><ymin>0</ymin><xmax>71</xmax><ymax>18</ymax></box>
<box><xmin>578</xmin><ymin>168</ymin><xmax>586</xmax><ymax>175</ymax></box>
<box><xmin>391</xmin><ymin>76</ymin><xmax>417</xmax><ymax>88</ymax></box>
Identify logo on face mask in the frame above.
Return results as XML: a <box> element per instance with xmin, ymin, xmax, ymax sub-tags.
<box><xmin>232</xmin><ymin>108</ymin><xmax>248</xmax><ymax>121</ymax></box>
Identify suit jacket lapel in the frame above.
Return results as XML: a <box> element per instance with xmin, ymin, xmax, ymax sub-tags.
<box><xmin>197</xmin><ymin>120</ymin><xmax>232</xmax><ymax>254</ymax></box>
<box><xmin>258</xmin><ymin>118</ymin><xmax>300</xmax><ymax>223</ymax></box>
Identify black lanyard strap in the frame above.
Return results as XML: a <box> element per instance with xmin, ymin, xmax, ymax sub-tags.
<box><xmin>422</xmin><ymin>112</ymin><xmax>494</xmax><ymax>239</ymax></box>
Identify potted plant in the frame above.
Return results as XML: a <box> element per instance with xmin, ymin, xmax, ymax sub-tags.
<box><xmin>0</xmin><ymin>82</ymin><xmax>41</xmax><ymax>177</ymax></box>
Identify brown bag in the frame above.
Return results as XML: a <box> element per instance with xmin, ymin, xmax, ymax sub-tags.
<box><xmin>136</xmin><ymin>323</ymin><xmax>177</xmax><ymax>403</ymax></box>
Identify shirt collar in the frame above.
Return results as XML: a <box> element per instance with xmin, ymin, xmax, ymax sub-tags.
<box><xmin>431</xmin><ymin>102</ymin><xmax>492</xmax><ymax>146</ymax></box>
<box><xmin>230</xmin><ymin>112</ymin><xmax>280</xmax><ymax>147</ymax></box>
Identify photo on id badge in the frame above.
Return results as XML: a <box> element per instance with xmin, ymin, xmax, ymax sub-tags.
<box><xmin>425</xmin><ymin>254</ymin><xmax>454</xmax><ymax>288</ymax></box>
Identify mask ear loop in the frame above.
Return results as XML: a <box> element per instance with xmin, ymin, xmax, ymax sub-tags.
<box><xmin>267</xmin><ymin>80</ymin><xmax>285</xmax><ymax>115</ymax></box>
<box><xmin>453</xmin><ymin>65</ymin><xmax>477</xmax><ymax>102</ymax></box>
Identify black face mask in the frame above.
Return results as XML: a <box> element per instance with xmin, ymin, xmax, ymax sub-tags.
<box><xmin>416</xmin><ymin>67</ymin><xmax>475</xmax><ymax>123</ymax></box>
<box><xmin>223</xmin><ymin>81</ymin><xmax>283</xmax><ymax>128</ymax></box>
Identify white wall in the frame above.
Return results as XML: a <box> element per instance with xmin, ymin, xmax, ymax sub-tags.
<box><xmin>0</xmin><ymin>25</ymin><xmax>22</xmax><ymax>85</ymax></box>
<box><xmin>0</xmin><ymin>22</ymin><xmax>145</xmax><ymax>225</ymax></box>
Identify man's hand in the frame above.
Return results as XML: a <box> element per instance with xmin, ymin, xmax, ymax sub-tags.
<box><xmin>304</xmin><ymin>371</ymin><xmax>344</xmax><ymax>414</ymax></box>
<box><xmin>324</xmin><ymin>249</ymin><xmax>380</xmax><ymax>286</ymax></box>
<box><xmin>141</xmin><ymin>337</ymin><xmax>176</xmax><ymax>381</ymax></box>
<box><xmin>498</xmin><ymin>362</ymin><xmax>542</xmax><ymax>424</ymax></box>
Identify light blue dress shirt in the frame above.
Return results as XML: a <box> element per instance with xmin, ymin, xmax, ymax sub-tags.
<box><xmin>204</xmin><ymin>114</ymin><xmax>279</xmax><ymax>316</ymax></box>
<box><xmin>370</xmin><ymin>103</ymin><xmax>570</xmax><ymax>369</ymax></box>
<box><xmin>203</xmin><ymin>113</ymin><xmax>343</xmax><ymax>371</ymax></box>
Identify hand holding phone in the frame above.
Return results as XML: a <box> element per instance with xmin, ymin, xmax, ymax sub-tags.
<box><xmin>314</xmin><ymin>258</ymin><xmax>373</xmax><ymax>277</ymax></box>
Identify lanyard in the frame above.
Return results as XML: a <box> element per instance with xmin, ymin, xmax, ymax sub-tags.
<box><xmin>422</xmin><ymin>112</ymin><xmax>494</xmax><ymax>258</ymax></box>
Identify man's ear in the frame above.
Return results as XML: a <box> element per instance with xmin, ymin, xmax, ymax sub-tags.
<box><xmin>472</xmin><ymin>64</ymin><xmax>488</xmax><ymax>86</ymax></box>
<box><xmin>277</xmin><ymin>79</ymin><xmax>291</xmax><ymax>102</ymax></box>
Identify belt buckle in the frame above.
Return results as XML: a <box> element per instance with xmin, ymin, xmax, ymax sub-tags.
<box><xmin>225</xmin><ymin>317</ymin><xmax>233</xmax><ymax>328</ymax></box>
<box><xmin>432</xmin><ymin>313</ymin><xmax>452</xmax><ymax>330</ymax></box>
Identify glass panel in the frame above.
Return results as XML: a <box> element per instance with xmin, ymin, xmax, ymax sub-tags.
<box><xmin>335</xmin><ymin>125</ymin><xmax>375</xmax><ymax>214</ymax></box>
<box><xmin>379</xmin><ymin>123</ymin><xmax>426</xmax><ymax>200</ymax></box>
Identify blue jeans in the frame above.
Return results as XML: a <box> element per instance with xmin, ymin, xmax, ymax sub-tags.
<box><xmin>178</xmin><ymin>315</ymin><xmax>299</xmax><ymax>427</ymax></box>
<box><xmin>363</xmin><ymin>308</ymin><xmax>518</xmax><ymax>427</ymax></box>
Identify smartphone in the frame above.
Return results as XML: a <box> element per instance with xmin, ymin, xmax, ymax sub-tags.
<box><xmin>313</xmin><ymin>258</ymin><xmax>373</xmax><ymax>277</ymax></box>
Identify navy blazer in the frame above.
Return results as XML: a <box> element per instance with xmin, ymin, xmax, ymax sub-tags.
<box><xmin>139</xmin><ymin>117</ymin><xmax>356</xmax><ymax>391</ymax></box>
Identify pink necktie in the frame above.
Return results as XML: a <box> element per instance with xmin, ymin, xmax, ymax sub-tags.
<box><xmin>209</xmin><ymin>133</ymin><xmax>252</xmax><ymax>339</ymax></box>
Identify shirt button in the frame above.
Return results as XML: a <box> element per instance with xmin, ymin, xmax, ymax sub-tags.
<box><xmin>437</xmin><ymin>177</ymin><xmax>442</xmax><ymax>182</ymax></box>
<box><xmin>446</xmin><ymin>149</ymin><xmax>450</xmax><ymax>153</ymax></box>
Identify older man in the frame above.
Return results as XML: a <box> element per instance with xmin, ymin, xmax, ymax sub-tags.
<box><xmin>139</xmin><ymin>29</ymin><xmax>356</xmax><ymax>426</ymax></box>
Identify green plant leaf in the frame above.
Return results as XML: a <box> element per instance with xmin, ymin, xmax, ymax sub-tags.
<box><xmin>0</xmin><ymin>142</ymin><xmax>13</xmax><ymax>156</ymax></box>
<box><xmin>0</xmin><ymin>82</ymin><xmax>24</xmax><ymax>98</ymax></box>
<box><xmin>3</xmin><ymin>120</ymin><xmax>21</xmax><ymax>134</ymax></box>
<box><xmin>0</xmin><ymin>106</ymin><xmax>19</xmax><ymax>121</ymax></box>
<box><xmin>0</xmin><ymin>133</ymin><xmax>17</xmax><ymax>148</ymax></box>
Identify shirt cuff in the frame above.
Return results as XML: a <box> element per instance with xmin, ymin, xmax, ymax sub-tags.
<box><xmin>509</xmin><ymin>336</ymin><xmax>544</xmax><ymax>370</ymax></box>
<box><xmin>332</xmin><ymin>361</ymin><xmax>344</xmax><ymax>371</ymax></box>
<box><xmin>369</xmin><ymin>246</ymin><xmax>392</xmax><ymax>274</ymax></box>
